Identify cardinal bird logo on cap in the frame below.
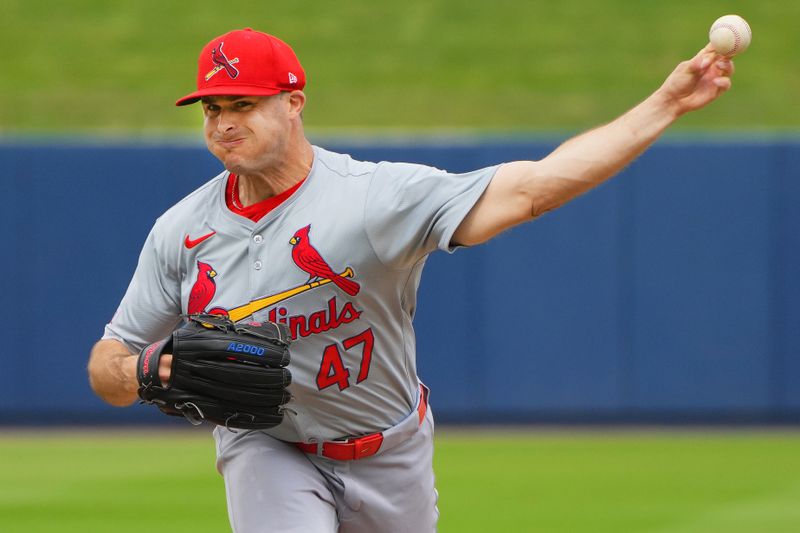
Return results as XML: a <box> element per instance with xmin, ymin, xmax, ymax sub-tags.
<box><xmin>289</xmin><ymin>225</ymin><xmax>360</xmax><ymax>296</ymax></box>
<box><xmin>205</xmin><ymin>42</ymin><xmax>240</xmax><ymax>81</ymax></box>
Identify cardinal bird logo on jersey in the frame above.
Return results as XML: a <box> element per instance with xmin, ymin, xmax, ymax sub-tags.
<box><xmin>205</xmin><ymin>42</ymin><xmax>240</xmax><ymax>81</ymax></box>
<box><xmin>289</xmin><ymin>225</ymin><xmax>361</xmax><ymax>296</ymax></box>
<box><xmin>187</xmin><ymin>261</ymin><xmax>218</xmax><ymax>314</ymax></box>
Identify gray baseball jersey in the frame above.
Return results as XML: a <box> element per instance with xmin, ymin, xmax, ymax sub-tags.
<box><xmin>104</xmin><ymin>145</ymin><xmax>497</xmax><ymax>443</ymax></box>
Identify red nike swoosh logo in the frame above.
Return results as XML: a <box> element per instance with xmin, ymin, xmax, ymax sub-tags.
<box><xmin>184</xmin><ymin>231</ymin><xmax>217</xmax><ymax>249</ymax></box>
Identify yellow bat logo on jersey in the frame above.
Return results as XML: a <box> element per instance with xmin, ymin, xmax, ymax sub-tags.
<box><xmin>199</xmin><ymin>268</ymin><xmax>361</xmax><ymax>341</ymax></box>
<box><xmin>222</xmin><ymin>267</ymin><xmax>356</xmax><ymax>322</ymax></box>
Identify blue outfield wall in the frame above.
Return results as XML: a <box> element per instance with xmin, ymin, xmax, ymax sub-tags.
<box><xmin>0</xmin><ymin>139</ymin><xmax>798</xmax><ymax>424</ymax></box>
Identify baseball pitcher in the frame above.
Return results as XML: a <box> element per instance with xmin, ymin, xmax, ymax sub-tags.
<box><xmin>87</xmin><ymin>28</ymin><xmax>736</xmax><ymax>532</ymax></box>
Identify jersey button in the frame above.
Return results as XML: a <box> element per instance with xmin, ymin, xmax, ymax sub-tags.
<box><xmin>253</xmin><ymin>235</ymin><xmax>263</xmax><ymax>244</ymax></box>
<box><xmin>254</xmin><ymin>260</ymin><xmax>263</xmax><ymax>270</ymax></box>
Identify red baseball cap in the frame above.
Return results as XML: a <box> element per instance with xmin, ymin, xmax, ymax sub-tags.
<box><xmin>176</xmin><ymin>28</ymin><xmax>306</xmax><ymax>106</ymax></box>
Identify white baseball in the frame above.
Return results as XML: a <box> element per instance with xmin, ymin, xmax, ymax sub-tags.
<box><xmin>709</xmin><ymin>15</ymin><xmax>752</xmax><ymax>56</ymax></box>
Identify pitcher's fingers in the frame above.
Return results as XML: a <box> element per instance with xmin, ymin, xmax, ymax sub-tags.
<box><xmin>715</xmin><ymin>58</ymin><xmax>735</xmax><ymax>76</ymax></box>
<box><xmin>713</xmin><ymin>77</ymin><xmax>732</xmax><ymax>91</ymax></box>
<box><xmin>690</xmin><ymin>44</ymin><xmax>717</xmax><ymax>72</ymax></box>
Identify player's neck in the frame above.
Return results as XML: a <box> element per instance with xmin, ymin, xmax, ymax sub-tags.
<box><xmin>237</xmin><ymin>140</ymin><xmax>314</xmax><ymax>205</ymax></box>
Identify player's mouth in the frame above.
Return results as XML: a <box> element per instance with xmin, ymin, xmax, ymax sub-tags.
<box><xmin>217</xmin><ymin>138</ymin><xmax>246</xmax><ymax>149</ymax></box>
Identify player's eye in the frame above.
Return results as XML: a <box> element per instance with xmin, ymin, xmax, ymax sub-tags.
<box><xmin>235</xmin><ymin>101</ymin><xmax>253</xmax><ymax>109</ymax></box>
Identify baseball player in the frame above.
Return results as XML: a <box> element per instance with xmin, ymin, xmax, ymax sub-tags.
<box><xmin>87</xmin><ymin>28</ymin><xmax>735</xmax><ymax>532</ymax></box>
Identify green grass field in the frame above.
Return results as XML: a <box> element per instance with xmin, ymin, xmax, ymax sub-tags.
<box><xmin>2</xmin><ymin>429</ymin><xmax>799</xmax><ymax>532</ymax></box>
<box><xmin>1</xmin><ymin>0</ymin><xmax>798</xmax><ymax>135</ymax></box>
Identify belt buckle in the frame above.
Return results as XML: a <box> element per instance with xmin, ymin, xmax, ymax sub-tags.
<box><xmin>351</xmin><ymin>433</ymin><xmax>384</xmax><ymax>459</ymax></box>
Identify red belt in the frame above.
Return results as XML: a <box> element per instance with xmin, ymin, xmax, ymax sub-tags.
<box><xmin>295</xmin><ymin>385</ymin><xmax>429</xmax><ymax>461</ymax></box>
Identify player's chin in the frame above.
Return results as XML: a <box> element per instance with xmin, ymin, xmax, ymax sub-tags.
<box><xmin>223</xmin><ymin>155</ymin><xmax>263</xmax><ymax>176</ymax></box>
<box><xmin>212</xmin><ymin>147</ymin><xmax>247</xmax><ymax>168</ymax></box>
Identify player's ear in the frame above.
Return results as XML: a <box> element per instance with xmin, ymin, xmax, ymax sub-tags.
<box><xmin>286</xmin><ymin>90</ymin><xmax>306</xmax><ymax>119</ymax></box>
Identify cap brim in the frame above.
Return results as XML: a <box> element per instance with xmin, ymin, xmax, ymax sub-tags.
<box><xmin>175</xmin><ymin>85</ymin><xmax>284</xmax><ymax>106</ymax></box>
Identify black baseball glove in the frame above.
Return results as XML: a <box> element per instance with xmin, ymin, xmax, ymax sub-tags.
<box><xmin>136</xmin><ymin>314</ymin><xmax>292</xmax><ymax>430</ymax></box>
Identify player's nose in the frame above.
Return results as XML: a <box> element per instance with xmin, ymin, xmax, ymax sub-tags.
<box><xmin>215</xmin><ymin>109</ymin><xmax>238</xmax><ymax>133</ymax></box>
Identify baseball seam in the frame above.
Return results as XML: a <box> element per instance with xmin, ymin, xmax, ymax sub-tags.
<box><xmin>712</xmin><ymin>23</ymin><xmax>742</xmax><ymax>54</ymax></box>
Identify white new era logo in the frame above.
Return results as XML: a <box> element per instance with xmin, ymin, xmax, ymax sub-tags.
<box><xmin>288</xmin><ymin>72</ymin><xmax>298</xmax><ymax>84</ymax></box>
